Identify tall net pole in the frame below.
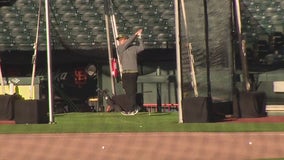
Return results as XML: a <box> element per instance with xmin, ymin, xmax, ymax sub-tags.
<box><xmin>104</xmin><ymin>0</ymin><xmax>116</xmax><ymax>95</ymax></box>
<box><xmin>109</xmin><ymin>0</ymin><xmax>121</xmax><ymax>78</ymax></box>
<box><xmin>233</xmin><ymin>0</ymin><xmax>250</xmax><ymax>92</ymax></box>
<box><xmin>45</xmin><ymin>0</ymin><xmax>54</xmax><ymax>124</ymax></box>
<box><xmin>174</xmin><ymin>0</ymin><xmax>183</xmax><ymax>123</ymax></box>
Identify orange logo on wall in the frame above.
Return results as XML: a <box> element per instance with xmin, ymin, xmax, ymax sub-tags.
<box><xmin>74</xmin><ymin>68</ymin><xmax>87</xmax><ymax>87</ymax></box>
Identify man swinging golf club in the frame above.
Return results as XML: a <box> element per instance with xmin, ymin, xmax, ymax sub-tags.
<box><xmin>116</xmin><ymin>29</ymin><xmax>144</xmax><ymax>115</ymax></box>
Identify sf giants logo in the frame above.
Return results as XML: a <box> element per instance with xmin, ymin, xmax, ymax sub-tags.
<box><xmin>74</xmin><ymin>68</ymin><xmax>87</xmax><ymax>87</ymax></box>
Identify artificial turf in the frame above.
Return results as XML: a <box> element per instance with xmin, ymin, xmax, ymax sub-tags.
<box><xmin>1</xmin><ymin>112</ymin><xmax>284</xmax><ymax>134</ymax></box>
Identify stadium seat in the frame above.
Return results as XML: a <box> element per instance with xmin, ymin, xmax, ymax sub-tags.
<box><xmin>61</xmin><ymin>13</ymin><xmax>80</xmax><ymax>22</ymax></box>
<box><xmin>17</xmin><ymin>4</ymin><xmax>37</xmax><ymax>14</ymax></box>
<box><xmin>10</xmin><ymin>28</ymin><xmax>28</xmax><ymax>37</ymax></box>
<box><xmin>166</xmin><ymin>17</ymin><xmax>175</xmax><ymax>27</ymax></box>
<box><xmin>271</xmin><ymin>15</ymin><xmax>282</xmax><ymax>25</ymax></box>
<box><xmin>15</xmin><ymin>0</ymin><xmax>33</xmax><ymax>4</ymax></box>
<box><xmin>0</xmin><ymin>0</ymin><xmax>176</xmax><ymax>50</ymax></box>
<box><xmin>157</xmin><ymin>3</ymin><xmax>173</xmax><ymax>11</ymax></box>
<box><xmin>2</xmin><ymin>13</ymin><xmax>21</xmax><ymax>23</ymax></box>
<box><xmin>153</xmin><ymin>25</ymin><xmax>166</xmax><ymax>34</ymax></box>
<box><xmin>69</xmin><ymin>26</ymin><xmax>86</xmax><ymax>37</ymax></box>
<box><xmin>76</xmin><ymin>35</ymin><xmax>95</xmax><ymax>49</ymax></box>
<box><xmin>54</xmin><ymin>0</ymin><xmax>72</xmax><ymax>6</ymax></box>
<box><xmin>265</xmin><ymin>7</ymin><xmax>277</xmax><ymax>17</ymax></box>
<box><xmin>14</xmin><ymin>35</ymin><xmax>33</xmax><ymax>45</ymax></box>
<box><xmin>7</xmin><ymin>21</ymin><xmax>25</xmax><ymax>29</ymax></box>
<box><xmin>95</xmin><ymin>34</ymin><xmax>107</xmax><ymax>42</ymax></box>
<box><xmin>22</xmin><ymin>13</ymin><xmax>39</xmax><ymax>27</ymax></box>
<box><xmin>90</xmin><ymin>26</ymin><xmax>105</xmax><ymax>36</ymax></box>
<box><xmin>76</xmin><ymin>34</ymin><xmax>93</xmax><ymax>43</ymax></box>
<box><xmin>93</xmin><ymin>0</ymin><xmax>105</xmax><ymax>15</ymax></box>
<box><xmin>127</xmin><ymin>17</ymin><xmax>143</xmax><ymax>25</ymax></box>
<box><xmin>81</xmin><ymin>11</ymin><xmax>100</xmax><ymax>21</ymax></box>
<box><xmin>0</xmin><ymin>34</ymin><xmax>12</xmax><ymax>44</ymax></box>
<box><xmin>76</xmin><ymin>5</ymin><xmax>95</xmax><ymax>14</ymax></box>
<box><xmin>132</xmin><ymin>0</ymin><xmax>150</xmax><ymax>6</ymax></box>
<box><xmin>54</xmin><ymin>5</ymin><xmax>76</xmax><ymax>15</ymax></box>
<box><xmin>157</xmin><ymin>33</ymin><xmax>169</xmax><ymax>41</ymax></box>
<box><xmin>74</xmin><ymin>0</ymin><xmax>91</xmax><ymax>6</ymax></box>
<box><xmin>161</xmin><ymin>10</ymin><xmax>174</xmax><ymax>20</ymax></box>
<box><xmin>0</xmin><ymin>21</ymin><xmax>8</xmax><ymax>32</ymax></box>
<box><xmin>117</xmin><ymin>4</ymin><xmax>134</xmax><ymax>11</ymax></box>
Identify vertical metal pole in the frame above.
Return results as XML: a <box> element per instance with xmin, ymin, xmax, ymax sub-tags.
<box><xmin>233</xmin><ymin>0</ymin><xmax>250</xmax><ymax>92</ymax></box>
<box><xmin>0</xmin><ymin>58</ymin><xmax>5</xmax><ymax>94</ymax></box>
<box><xmin>174</xmin><ymin>0</ymin><xmax>183</xmax><ymax>123</ymax></box>
<box><xmin>109</xmin><ymin>0</ymin><xmax>121</xmax><ymax>77</ymax></box>
<box><xmin>104</xmin><ymin>0</ymin><xmax>116</xmax><ymax>95</ymax></box>
<box><xmin>156</xmin><ymin>66</ymin><xmax>162</xmax><ymax>112</ymax></box>
<box><xmin>45</xmin><ymin>0</ymin><xmax>54</xmax><ymax>123</ymax></box>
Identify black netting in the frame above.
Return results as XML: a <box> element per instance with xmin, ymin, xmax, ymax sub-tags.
<box><xmin>180</xmin><ymin>0</ymin><xmax>233</xmax><ymax>101</ymax></box>
<box><xmin>240</xmin><ymin>0</ymin><xmax>284</xmax><ymax>70</ymax></box>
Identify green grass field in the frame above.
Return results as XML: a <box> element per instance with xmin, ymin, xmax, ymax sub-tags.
<box><xmin>1</xmin><ymin>112</ymin><xmax>284</xmax><ymax>134</ymax></box>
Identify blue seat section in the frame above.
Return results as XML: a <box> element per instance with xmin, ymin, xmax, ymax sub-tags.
<box><xmin>0</xmin><ymin>0</ymin><xmax>175</xmax><ymax>51</ymax></box>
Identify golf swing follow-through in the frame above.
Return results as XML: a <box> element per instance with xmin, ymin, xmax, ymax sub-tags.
<box><xmin>98</xmin><ymin>28</ymin><xmax>144</xmax><ymax>116</ymax></box>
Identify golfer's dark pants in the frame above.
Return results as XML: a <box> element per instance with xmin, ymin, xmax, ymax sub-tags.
<box><xmin>122</xmin><ymin>72</ymin><xmax>138</xmax><ymax>111</ymax></box>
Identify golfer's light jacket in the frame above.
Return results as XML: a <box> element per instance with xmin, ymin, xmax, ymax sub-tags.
<box><xmin>117</xmin><ymin>34</ymin><xmax>144</xmax><ymax>73</ymax></box>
